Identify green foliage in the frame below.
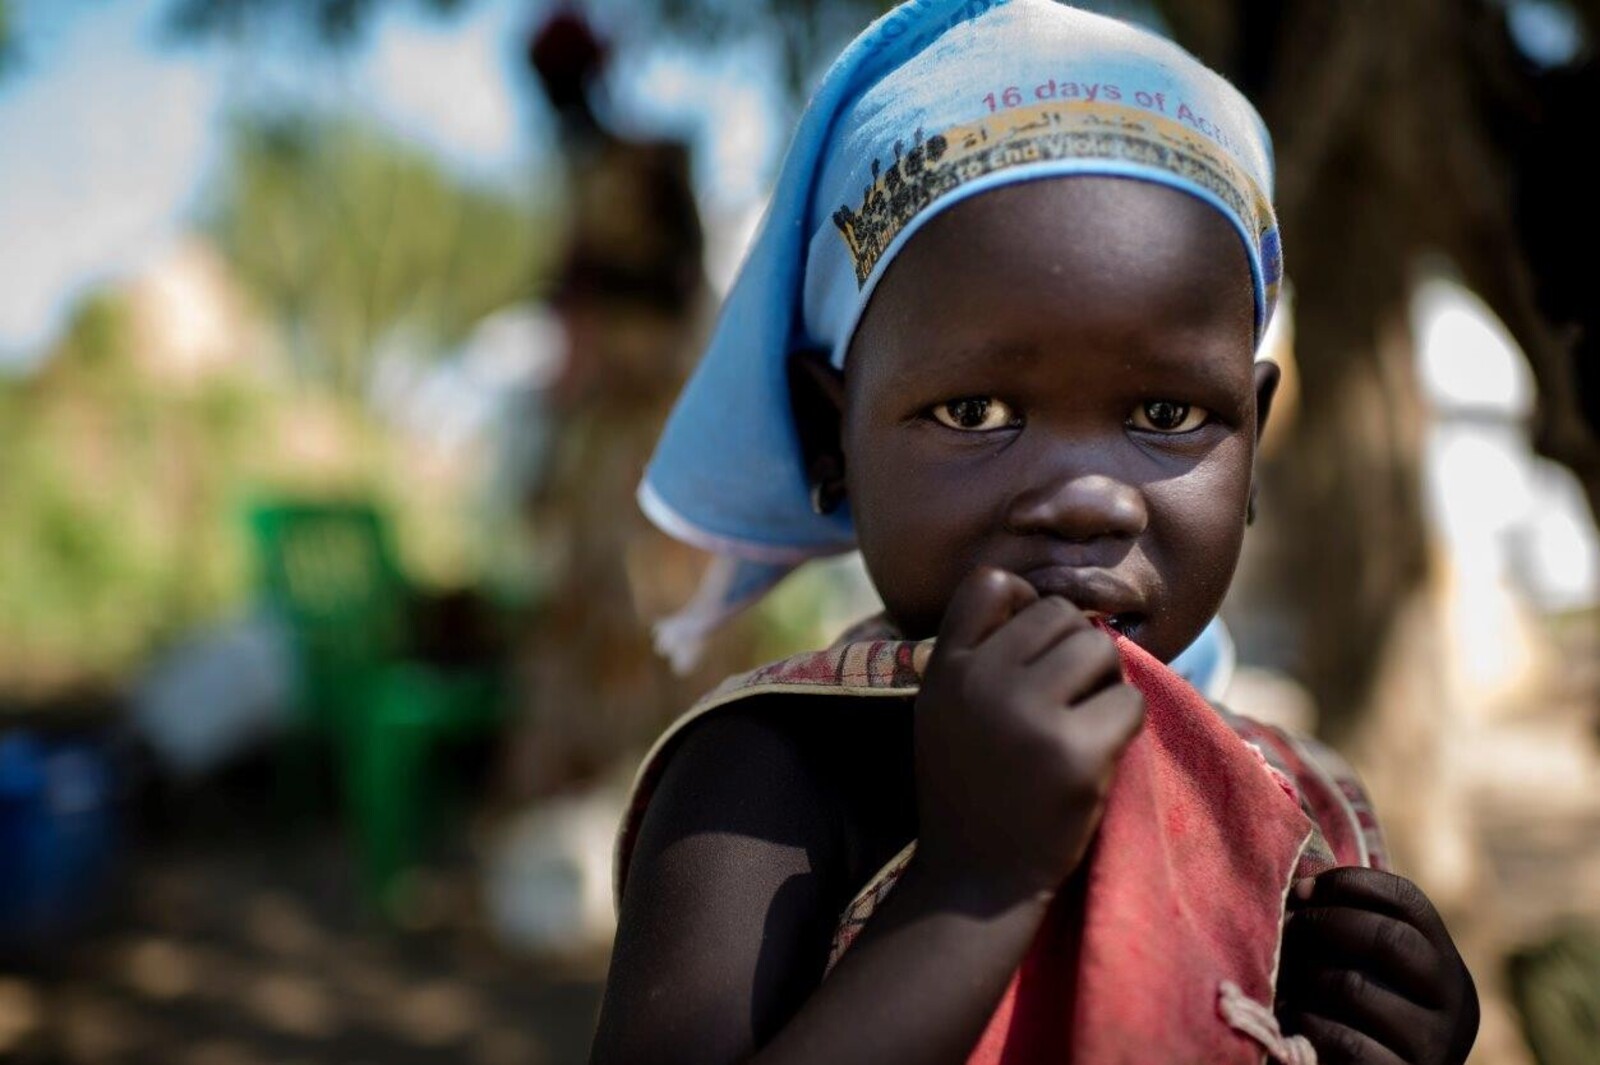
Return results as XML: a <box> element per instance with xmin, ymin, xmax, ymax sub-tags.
<box><xmin>203</xmin><ymin>112</ymin><xmax>551</xmax><ymax>396</ymax></box>
<box><xmin>56</xmin><ymin>292</ymin><xmax>134</xmax><ymax>372</ymax></box>
<box><xmin>0</xmin><ymin>296</ymin><xmax>267</xmax><ymax>689</ymax></box>
<box><xmin>0</xmin><ymin>111</ymin><xmax>549</xmax><ymax>694</ymax></box>
<box><xmin>1508</xmin><ymin>925</ymin><xmax>1600</xmax><ymax>1065</ymax></box>
<box><xmin>0</xmin><ymin>0</ymin><xmax>17</xmax><ymax>79</ymax></box>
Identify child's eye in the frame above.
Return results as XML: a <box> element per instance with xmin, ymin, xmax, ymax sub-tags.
<box><xmin>929</xmin><ymin>397</ymin><xmax>1019</xmax><ymax>432</ymax></box>
<box><xmin>1127</xmin><ymin>400</ymin><xmax>1209</xmax><ymax>433</ymax></box>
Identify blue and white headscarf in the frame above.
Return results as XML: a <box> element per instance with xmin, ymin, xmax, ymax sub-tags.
<box><xmin>640</xmin><ymin>0</ymin><xmax>1280</xmax><ymax>679</ymax></box>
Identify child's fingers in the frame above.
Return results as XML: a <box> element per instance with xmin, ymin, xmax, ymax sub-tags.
<box><xmin>1281</xmin><ymin>906</ymin><xmax>1441</xmax><ymax>1006</ymax></box>
<box><xmin>1051</xmin><ymin>681</ymin><xmax>1145</xmax><ymax>761</ymax></box>
<box><xmin>1291</xmin><ymin>868</ymin><xmax>1451</xmax><ymax>944</ymax></box>
<box><xmin>979</xmin><ymin>594</ymin><xmax>1091</xmax><ymax>664</ymax></box>
<box><xmin>1283</xmin><ymin>967</ymin><xmax>1435</xmax><ymax>1063</ymax></box>
<box><xmin>1285</xmin><ymin>1013</ymin><xmax>1408</xmax><ymax>1065</ymax></box>
<box><xmin>936</xmin><ymin>566</ymin><xmax>1038</xmax><ymax>651</ymax></box>
<box><xmin>1020</xmin><ymin>625</ymin><xmax>1122</xmax><ymax>704</ymax></box>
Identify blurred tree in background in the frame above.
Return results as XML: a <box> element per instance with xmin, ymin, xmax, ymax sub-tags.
<box><xmin>0</xmin><ymin>1</ymin><xmax>16</xmax><ymax>76</ymax></box>
<box><xmin>1139</xmin><ymin>0</ymin><xmax>1600</xmax><ymax>741</ymax></box>
<box><xmin>163</xmin><ymin>0</ymin><xmax>473</xmax><ymax>46</ymax></box>
<box><xmin>205</xmin><ymin>113</ymin><xmax>550</xmax><ymax>398</ymax></box>
<box><xmin>641</xmin><ymin>0</ymin><xmax>886</xmax><ymax>95</ymax></box>
<box><xmin>0</xmin><ymin>291</ymin><xmax>269</xmax><ymax>690</ymax></box>
<box><xmin>0</xmin><ymin>110</ymin><xmax>555</xmax><ymax>695</ymax></box>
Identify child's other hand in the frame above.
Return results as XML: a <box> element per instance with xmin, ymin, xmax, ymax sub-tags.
<box><xmin>1277</xmin><ymin>867</ymin><xmax>1478</xmax><ymax>1064</ymax></box>
<box><xmin>911</xmin><ymin>566</ymin><xmax>1145</xmax><ymax>906</ymax></box>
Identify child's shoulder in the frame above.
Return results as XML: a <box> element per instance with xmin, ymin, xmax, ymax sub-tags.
<box><xmin>596</xmin><ymin>693</ymin><xmax>911</xmax><ymax>1063</ymax></box>
<box><xmin>616</xmin><ymin>687</ymin><xmax>918</xmax><ymax>914</ymax></box>
<box><xmin>617</xmin><ymin>627</ymin><xmax>928</xmax><ymax>899</ymax></box>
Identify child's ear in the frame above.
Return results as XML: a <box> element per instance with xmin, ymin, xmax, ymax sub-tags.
<box><xmin>787</xmin><ymin>348</ymin><xmax>848</xmax><ymax>515</ymax></box>
<box><xmin>1248</xmin><ymin>360</ymin><xmax>1281</xmax><ymax>525</ymax></box>
<box><xmin>1252</xmin><ymin>359</ymin><xmax>1281</xmax><ymax>443</ymax></box>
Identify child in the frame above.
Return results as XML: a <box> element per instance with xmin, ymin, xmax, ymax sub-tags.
<box><xmin>592</xmin><ymin>2</ymin><xmax>1479</xmax><ymax>1062</ymax></box>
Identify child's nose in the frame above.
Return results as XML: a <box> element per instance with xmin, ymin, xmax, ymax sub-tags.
<box><xmin>1003</xmin><ymin>471</ymin><xmax>1149</xmax><ymax>542</ymax></box>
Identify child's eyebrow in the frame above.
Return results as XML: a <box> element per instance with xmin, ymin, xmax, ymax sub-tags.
<box><xmin>934</xmin><ymin>339</ymin><xmax>1042</xmax><ymax>374</ymax></box>
<box><xmin>874</xmin><ymin>338</ymin><xmax>1043</xmax><ymax>382</ymax></box>
<box><xmin>877</xmin><ymin>336</ymin><xmax>1252</xmax><ymax>393</ymax></box>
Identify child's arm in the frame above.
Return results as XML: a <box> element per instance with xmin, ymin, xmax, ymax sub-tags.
<box><xmin>591</xmin><ymin>568</ymin><xmax>1144</xmax><ymax>1065</ymax></box>
<box><xmin>1277</xmin><ymin>867</ymin><xmax>1479</xmax><ymax>1064</ymax></box>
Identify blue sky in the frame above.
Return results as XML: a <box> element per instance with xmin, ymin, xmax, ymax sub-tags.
<box><xmin>0</xmin><ymin>0</ymin><xmax>784</xmax><ymax>364</ymax></box>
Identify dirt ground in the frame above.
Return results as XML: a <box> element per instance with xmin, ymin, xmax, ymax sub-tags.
<box><xmin>0</xmin><ymin>762</ymin><xmax>607</xmax><ymax>1065</ymax></box>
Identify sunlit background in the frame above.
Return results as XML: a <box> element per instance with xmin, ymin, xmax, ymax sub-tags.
<box><xmin>1</xmin><ymin>1</ymin><xmax>1597</xmax><ymax>1063</ymax></box>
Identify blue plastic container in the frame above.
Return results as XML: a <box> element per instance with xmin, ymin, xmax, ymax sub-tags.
<box><xmin>0</xmin><ymin>730</ymin><xmax>121</xmax><ymax>950</ymax></box>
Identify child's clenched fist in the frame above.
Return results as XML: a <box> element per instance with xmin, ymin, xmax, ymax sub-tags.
<box><xmin>911</xmin><ymin>567</ymin><xmax>1146</xmax><ymax>907</ymax></box>
<box><xmin>1277</xmin><ymin>867</ymin><xmax>1479</xmax><ymax>1064</ymax></box>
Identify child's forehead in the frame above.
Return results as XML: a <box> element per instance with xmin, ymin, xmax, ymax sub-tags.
<box><xmin>844</xmin><ymin>178</ymin><xmax>1257</xmax><ymax>383</ymax></box>
<box><xmin>909</xmin><ymin>181</ymin><xmax>1248</xmax><ymax>288</ymax></box>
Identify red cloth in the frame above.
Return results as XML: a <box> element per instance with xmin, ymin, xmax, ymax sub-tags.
<box><xmin>967</xmin><ymin>634</ymin><xmax>1329</xmax><ymax>1065</ymax></box>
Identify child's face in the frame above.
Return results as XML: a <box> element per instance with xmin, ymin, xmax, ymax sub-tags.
<box><xmin>837</xmin><ymin>177</ymin><xmax>1275</xmax><ymax>663</ymax></box>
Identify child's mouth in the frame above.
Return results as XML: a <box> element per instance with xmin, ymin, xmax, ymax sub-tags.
<box><xmin>1085</xmin><ymin>611</ymin><xmax>1141</xmax><ymax>637</ymax></box>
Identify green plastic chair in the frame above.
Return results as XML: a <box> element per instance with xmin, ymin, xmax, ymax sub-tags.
<box><xmin>248</xmin><ymin>499</ymin><xmax>504</xmax><ymax>917</ymax></box>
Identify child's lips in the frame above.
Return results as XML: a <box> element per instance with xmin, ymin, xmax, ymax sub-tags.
<box><xmin>1021</xmin><ymin>564</ymin><xmax>1144</xmax><ymax>607</ymax></box>
<box><xmin>1020</xmin><ymin>565</ymin><xmax>1147</xmax><ymax>627</ymax></box>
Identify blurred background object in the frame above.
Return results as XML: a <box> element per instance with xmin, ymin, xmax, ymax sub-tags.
<box><xmin>0</xmin><ymin>1</ymin><xmax>1597</xmax><ymax>1062</ymax></box>
<box><xmin>1507</xmin><ymin>925</ymin><xmax>1600</xmax><ymax>1065</ymax></box>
